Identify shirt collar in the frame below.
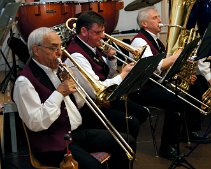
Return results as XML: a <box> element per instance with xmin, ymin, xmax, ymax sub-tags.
<box><xmin>32</xmin><ymin>58</ymin><xmax>57</xmax><ymax>75</ymax></box>
<box><xmin>77</xmin><ymin>36</ymin><xmax>97</xmax><ymax>54</ymax></box>
<box><xmin>145</xmin><ymin>30</ymin><xmax>158</xmax><ymax>41</ymax></box>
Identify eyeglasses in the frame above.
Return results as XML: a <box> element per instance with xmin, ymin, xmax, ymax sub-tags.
<box><xmin>89</xmin><ymin>29</ymin><xmax>105</xmax><ymax>35</ymax></box>
<box><xmin>38</xmin><ymin>45</ymin><xmax>61</xmax><ymax>53</ymax></box>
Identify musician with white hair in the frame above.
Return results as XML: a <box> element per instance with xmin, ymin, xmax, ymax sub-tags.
<box><xmin>128</xmin><ymin>6</ymin><xmax>211</xmax><ymax>160</ymax></box>
<box><xmin>12</xmin><ymin>27</ymin><xmax>136</xmax><ymax>169</ymax></box>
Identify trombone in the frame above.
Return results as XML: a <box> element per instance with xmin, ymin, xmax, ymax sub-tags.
<box><xmin>152</xmin><ymin>73</ymin><xmax>210</xmax><ymax>115</ymax></box>
<box><xmin>103</xmin><ymin>33</ymin><xmax>147</xmax><ymax>60</ymax></box>
<box><xmin>64</xmin><ymin>18</ymin><xmax>210</xmax><ymax>115</ymax></box>
<box><xmin>100</xmin><ymin>41</ymin><xmax>210</xmax><ymax>115</ymax></box>
<box><xmin>57</xmin><ymin>49</ymin><xmax>135</xmax><ymax>161</ymax></box>
<box><xmin>65</xmin><ymin>17</ymin><xmax>147</xmax><ymax>62</ymax></box>
<box><xmin>100</xmin><ymin>39</ymin><xmax>136</xmax><ymax>64</ymax></box>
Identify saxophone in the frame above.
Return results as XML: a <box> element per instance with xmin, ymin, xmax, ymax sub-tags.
<box><xmin>202</xmin><ymin>88</ymin><xmax>211</xmax><ymax>111</ymax></box>
<box><xmin>171</xmin><ymin>48</ymin><xmax>198</xmax><ymax>91</ymax></box>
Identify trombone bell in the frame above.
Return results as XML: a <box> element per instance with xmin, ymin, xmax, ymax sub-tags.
<box><xmin>103</xmin><ymin>33</ymin><xmax>147</xmax><ymax>60</ymax></box>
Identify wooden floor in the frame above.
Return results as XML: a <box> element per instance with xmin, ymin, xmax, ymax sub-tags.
<box><xmin>1</xmin><ymin>72</ymin><xmax>211</xmax><ymax>169</ymax></box>
<box><xmin>134</xmin><ymin>112</ymin><xmax>211</xmax><ymax>169</ymax></box>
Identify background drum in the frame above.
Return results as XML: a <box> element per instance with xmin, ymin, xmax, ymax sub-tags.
<box><xmin>77</xmin><ymin>0</ymin><xmax>124</xmax><ymax>35</ymax></box>
<box><xmin>16</xmin><ymin>1</ymin><xmax>75</xmax><ymax>41</ymax></box>
<box><xmin>16</xmin><ymin>0</ymin><xmax>124</xmax><ymax>42</ymax></box>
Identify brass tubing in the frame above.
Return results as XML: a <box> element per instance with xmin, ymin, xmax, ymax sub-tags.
<box><xmin>57</xmin><ymin>54</ymin><xmax>135</xmax><ymax>160</ymax></box>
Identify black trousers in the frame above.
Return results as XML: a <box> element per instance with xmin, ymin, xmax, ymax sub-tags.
<box><xmin>34</xmin><ymin>127</ymin><xmax>136</xmax><ymax>169</ymax></box>
<box><xmin>184</xmin><ymin>75</ymin><xmax>209</xmax><ymax>133</ymax></box>
<box><xmin>129</xmin><ymin>81</ymin><xmax>183</xmax><ymax>146</ymax></box>
<box><xmin>80</xmin><ymin>99</ymin><xmax>149</xmax><ymax>140</ymax></box>
<box><xmin>110</xmin><ymin>99</ymin><xmax>149</xmax><ymax>125</ymax></box>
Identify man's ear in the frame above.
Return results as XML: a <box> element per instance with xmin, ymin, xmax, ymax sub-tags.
<box><xmin>141</xmin><ymin>21</ymin><xmax>147</xmax><ymax>28</ymax></box>
<box><xmin>32</xmin><ymin>45</ymin><xmax>39</xmax><ymax>56</ymax></box>
<box><xmin>81</xmin><ymin>27</ymin><xmax>88</xmax><ymax>36</ymax></box>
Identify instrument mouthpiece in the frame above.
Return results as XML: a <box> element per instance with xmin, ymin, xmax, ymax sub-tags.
<box><xmin>159</xmin><ymin>23</ymin><xmax>164</xmax><ymax>27</ymax></box>
<box><xmin>100</xmin><ymin>39</ymin><xmax>105</xmax><ymax>43</ymax></box>
<box><xmin>56</xmin><ymin>58</ymin><xmax>62</xmax><ymax>64</ymax></box>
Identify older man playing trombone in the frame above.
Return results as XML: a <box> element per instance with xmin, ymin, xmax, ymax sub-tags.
<box><xmin>13</xmin><ymin>27</ymin><xmax>136</xmax><ymax>169</ymax></box>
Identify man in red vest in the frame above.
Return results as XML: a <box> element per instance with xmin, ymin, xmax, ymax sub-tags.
<box><xmin>13</xmin><ymin>27</ymin><xmax>136</xmax><ymax>169</ymax></box>
<box><xmin>129</xmin><ymin>6</ymin><xmax>210</xmax><ymax>160</ymax></box>
<box><xmin>65</xmin><ymin>11</ymin><xmax>149</xmax><ymax>142</ymax></box>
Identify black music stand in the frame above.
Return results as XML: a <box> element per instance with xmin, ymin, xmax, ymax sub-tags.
<box><xmin>108</xmin><ymin>54</ymin><xmax>164</xmax><ymax>161</ymax></box>
<box><xmin>108</xmin><ymin>53</ymin><xmax>164</xmax><ymax>101</ymax></box>
<box><xmin>160</xmin><ymin>39</ymin><xmax>200</xmax><ymax>169</ymax></box>
<box><xmin>0</xmin><ymin>2</ymin><xmax>21</xmax><ymax>93</ymax></box>
<box><xmin>160</xmin><ymin>38</ymin><xmax>200</xmax><ymax>84</ymax></box>
<box><xmin>181</xmin><ymin>22</ymin><xmax>211</xmax><ymax>168</ymax></box>
<box><xmin>195</xmin><ymin>22</ymin><xmax>211</xmax><ymax>61</ymax></box>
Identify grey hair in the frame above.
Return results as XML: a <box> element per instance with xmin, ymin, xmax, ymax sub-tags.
<box><xmin>27</xmin><ymin>27</ymin><xmax>56</xmax><ymax>56</ymax></box>
<box><xmin>137</xmin><ymin>6</ymin><xmax>157</xmax><ymax>28</ymax></box>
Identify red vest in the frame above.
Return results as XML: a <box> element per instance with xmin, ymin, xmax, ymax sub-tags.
<box><xmin>66</xmin><ymin>37</ymin><xmax>109</xmax><ymax>81</ymax></box>
<box><xmin>19</xmin><ymin>60</ymin><xmax>71</xmax><ymax>152</ymax></box>
<box><xmin>131</xmin><ymin>29</ymin><xmax>165</xmax><ymax>55</ymax></box>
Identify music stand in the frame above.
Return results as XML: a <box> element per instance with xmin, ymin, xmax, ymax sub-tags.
<box><xmin>195</xmin><ymin>22</ymin><xmax>211</xmax><ymax>61</ymax></box>
<box><xmin>108</xmin><ymin>53</ymin><xmax>164</xmax><ymax>101</ymax></box>
<box><xmin>0</xmin><ymin>2</ymin><xmax>21</xmax><ymax>93</ymax></box>
<box><xmin>182</xmin><ymin>22</ymin><xmax>211</xmax><ymax>168</ymax></box>
<box><xmin>160</xmin><ymin>38</ymin><xmax>200</xmax><ymax>84</ymax></box>
<box><xmin>159</xmin><ymin>39</ymin><xmax>200</xmax><ymax>169</ymax></box>
<box><xmin>107</xmin><ymin>54</ymin><xmax>164</xmax><ymax>156</ymax></box>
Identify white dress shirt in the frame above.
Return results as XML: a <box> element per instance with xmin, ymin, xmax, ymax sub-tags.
<box><xmin>130</xmin><ymin>30</ymin><xmax>164</xmax><ymax>74</ymax></box>
<box><xmin>197</xmin><ymin>58</ymin><xmax>211</xmax><ymax>82</ymax></box>
<box><xmin>13</xmin><ymin>59</ymin><xmax>83</xmax><ymax>132</ymax></box>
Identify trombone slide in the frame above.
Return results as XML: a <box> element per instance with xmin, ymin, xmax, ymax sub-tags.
<box><xmin>56</xmin><ymin>56</ymin><xmax>135</xmax><ymax>160</ymax></box>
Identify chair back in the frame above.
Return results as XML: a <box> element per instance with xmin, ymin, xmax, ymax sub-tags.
<box><xmin>22</xmin><ymin>122</ymin><xmax>58</xmax><ymax>169</ymax></box>
<box><xmin>23</xmin><ymin>121</ymin><xmax>111</xmax><ymax>168</ymax></box>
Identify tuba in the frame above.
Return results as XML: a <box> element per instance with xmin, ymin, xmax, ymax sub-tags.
<box><xmin>164</xmin><ymin>0</ymin><xmax>198</xmax><ymax>92</ymax></box>
<box><xmin>166</xmin><ymin>0</ymin><xmax>197</xmax><ymax>56</ymax></box>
